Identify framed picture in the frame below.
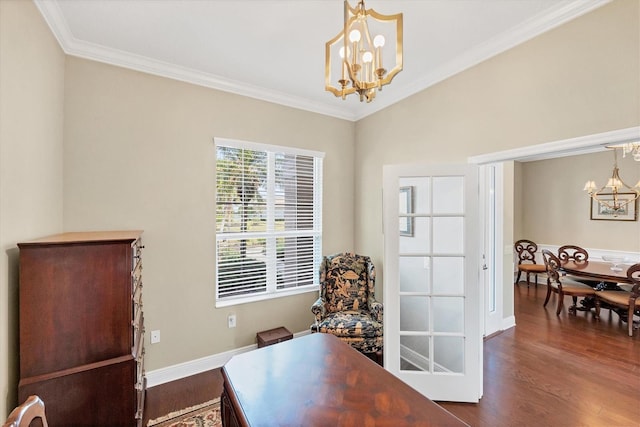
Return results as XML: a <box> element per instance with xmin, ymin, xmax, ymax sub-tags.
<box><xmin>590</xmin><ymin>193</ymin><xmax>638</xmax><ymax>221</ymax></box>
<box><xmin>399</xmin><ymin>186</ymin><xmax>414</xmax><ymax>236</ymax></box>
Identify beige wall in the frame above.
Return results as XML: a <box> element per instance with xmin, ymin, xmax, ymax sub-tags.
<box><xmin>519</xmin><ymin>151</ymin><xmax>640</xmax><ymax>251</ymax></box>
<box><xmin>353</xmin><ymin>0</ymin><xmax>639</xmax><ymax>319</ymax></box>
<box><xmin>0</xmin><ymin>0</ymin><xmax>65</xmax><ymax>417</ymax></box>
<box><xmin>62</xmin><ymin>57</ymin><xmax>355</xmax><ymax>372</ymax></box>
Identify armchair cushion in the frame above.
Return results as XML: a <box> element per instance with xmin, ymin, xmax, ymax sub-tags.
<box><xmin>313</xmin><ymin>310</ymin><xmax>383</xmax><ymax>338</ymax></box>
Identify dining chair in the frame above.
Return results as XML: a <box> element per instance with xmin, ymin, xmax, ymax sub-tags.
<box><xmin>514</xmin><ymin>239</ymin><xmax>546</xmax><ymax>287</ymax></box>
<box><xmin>556</xmin><ymin>244</ymin><xmax>601</xmax><ymax>285</ymax></box>
<box><xmin>595</xmin><ymin>263</ymin><xmax>640</xmax><ymax>337</ymax></box>
<box><xmin>542</xmin><ymin>249</ymin><xmax>597</xmax><ymax>315</ymax></box>
<box><xmin>2</xmin><ymin>395</ymin><xmax>48</xmax><ymax>427</ymax></box>
<box><xmin>557</xmin><ymin>245</ymin><xmax>589</xmax><ymax>263</ymax></box>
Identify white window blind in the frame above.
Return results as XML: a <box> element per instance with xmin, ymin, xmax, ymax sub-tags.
<box><xmin>215</xmin><ymin>138</ymin><xmax>323</xmax><ymax>306</ymax></box>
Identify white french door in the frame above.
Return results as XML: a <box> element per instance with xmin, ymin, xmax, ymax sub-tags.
<box><xmin>383</xmin><ymin>163</ymin><xmax>482</xmax><ymax>403</ymax></box>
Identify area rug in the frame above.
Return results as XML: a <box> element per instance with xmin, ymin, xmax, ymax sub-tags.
<box><xmin>147</xmin><ymin>398</ymin><xmax>221</xmax><ymax>427</ymax></box>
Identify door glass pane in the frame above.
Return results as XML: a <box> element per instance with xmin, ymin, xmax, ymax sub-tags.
<box><xmin>400</xmin><ymin>296</ymin><xmax>429</xmax><ymax>331</ymax></box>
<box><xmin>432</xmin><ymin>297</ymin><xmax>464</xmax><ymax>333</ymax></box>
<box><xmin>399</xmin><ymin>217</ymin><xmax>430</xmax><ymax>253</ymax></box>
<box><xmin>433</xmin><ymin>176</ymin><xmax>463</xmax><ymax>214</ymax></box>
<box><xmin>432</xmin><ymin>257</ymin><xmax>464</xmax><ymax>294</ymax></box>
<box><xmin>433</xmin><ymin>217</ymin><xmax>463</xmax><ymax>253</ymax></box>
<box><xmin>399</xmin><ymin>177</ymin><xmax>430</xmax><ymax>214</ymax></box>
<box><xmin>434</xmin><ymin>336</ymin><xmax>464</xmax><ymax>373</ymax></box>
<box><xmin>400</xmin><ymin>256</ymin><xmax>430</xmax><ymax>293</ymax></box>
<box><xmin>400</xmin><ymin>335</ymin><xmax>430</xmax><ymax>372</ymax></box>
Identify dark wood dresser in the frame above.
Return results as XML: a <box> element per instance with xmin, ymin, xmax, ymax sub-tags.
<box><xmin>221</xmin><ymin>333</ymin><xmax>469</xmax><ymax>427</ymax></box>
<box><xmin>17</xmin><ymin>231</ymin><xmax>146</xmax><ymax>426</ymax></box>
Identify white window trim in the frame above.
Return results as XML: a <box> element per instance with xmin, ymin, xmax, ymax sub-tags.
<box><xmin>213</xmin><ymin>137</ymin><xmax>324</xmax><ymax>308</ymax></box>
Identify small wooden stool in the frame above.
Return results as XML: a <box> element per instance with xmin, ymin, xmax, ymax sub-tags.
<box><xmin>256</xmin><ymin>326</ymin><xmax>293</xmax><ymax>348</ymax></box>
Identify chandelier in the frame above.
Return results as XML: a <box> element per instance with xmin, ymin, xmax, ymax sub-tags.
<box><xmin>613</xmin><ymin>142</ymin><xmax>640</xmax><ymax>161</ymax></box>
<box><xmin>584</xmin><ymin>148</ymin><xmax>640</xmax><ymax>213</ymax></box>
<box><xmin>325</xmin><ymin>0</ymin><xmax>403</xmax><ymax>103</ymax></box>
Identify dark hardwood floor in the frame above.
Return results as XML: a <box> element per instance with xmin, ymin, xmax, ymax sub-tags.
<box><xmin>440</xmin><ymin>283</ymin><xmax>639</xmax><ymax>426</ymax></box>
<box><xmin>144</xmin><ymin>282</ymin><xmax>639</xmax><ymax>426</ymax></box>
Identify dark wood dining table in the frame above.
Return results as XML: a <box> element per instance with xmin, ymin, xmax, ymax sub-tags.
<box><xmin>561</xmin><ymin>260</ymin><xmax>632</xmax><ymax>286</ymax></box>
<box><xmin>561</xmin><ymin>259</ymin><xmax>633</xmax><ymax>313</ymax></box>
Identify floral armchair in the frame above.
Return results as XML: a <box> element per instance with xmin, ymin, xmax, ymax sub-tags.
<box><xmin>310</xmin><ymin>253</ymin><xmax>383</xmax><ymax>357</ymax></box>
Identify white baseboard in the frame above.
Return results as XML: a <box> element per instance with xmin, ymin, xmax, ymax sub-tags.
<box><xmin>502</xmin><ymin>315</ymin><xmax>516</xmax><ymax>330</ymax></box>
<box><xmin>145</xmin><ymin>330</ymin><xmax>311</xmax><ymax>388</ymax></box>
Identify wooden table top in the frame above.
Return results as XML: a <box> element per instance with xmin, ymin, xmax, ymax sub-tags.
<box><xmin>222</xmin><ymin>333</ymin><xmax>469</xmax><ymax>427</ymax></box>
<box><xmin>561</xmin><ymin>260</ymin><xmax>632</xmax><ymax>284</ymax></box>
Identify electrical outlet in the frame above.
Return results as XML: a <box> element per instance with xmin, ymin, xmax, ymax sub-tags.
<box><xmin>227</xmin><ymin>314</ymin><xmax>236</xmax><ymax>328</ymax></box>
<box><xmin>151</xmin><ymin>330</ymin><xmax>161</xmax><ymax>344</ymax></box>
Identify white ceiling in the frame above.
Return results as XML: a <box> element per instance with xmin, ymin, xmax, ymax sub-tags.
<box><xmin>35</xmin><ymin>0</ymin><xmax>608</xmax><ymax>121</ymax></box>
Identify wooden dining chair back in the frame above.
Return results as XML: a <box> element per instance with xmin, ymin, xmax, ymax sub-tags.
<box><xmin>514</xmin><ymin>239</ymin><xmax>546</xmax><ymax>287</ymax></box>
<box><xmin>2</xmin><ymin>395</ymin><xmax>48</xmax><ymax>427</ymax></box>
<box><xmin>595</xmin><ymin>263</ymin><xmax>640</xmax><ymax>337</ymax></box>
<box><xmin>556</xmin><ymin>244</ymin><xmax>602</xmax><ymax>287</ymax></box>
<box><xmin>557</xmin><ymin>245</ymin><xmax>589</xmax><ymax>263</ymax></box>
<box><xmin>542</xmin><ymin>249</ymin><xmax>597</xmax><ymax>315</ymax></box>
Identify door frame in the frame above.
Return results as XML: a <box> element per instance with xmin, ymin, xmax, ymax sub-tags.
<box><xmin>469</xmin><ymin>126</ymin><xmax>640</xmax><ymax>332</ymax></box>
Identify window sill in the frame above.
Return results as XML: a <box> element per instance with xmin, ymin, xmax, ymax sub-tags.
<box><xmin>215</xmin><ymin>284</ymin><xmax>319</xmax><ymax>308</ymax></box>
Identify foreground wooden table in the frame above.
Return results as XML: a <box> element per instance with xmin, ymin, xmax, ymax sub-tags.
<box><xmin>221</xmin><ymin>333</ymin><xmax>468</xmax><ymax>427</ymax></box>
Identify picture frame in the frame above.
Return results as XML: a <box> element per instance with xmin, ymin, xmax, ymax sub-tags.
<box><xmin>590</xmin><ymin>193</ymin><xmax>638</xmax><ymax>221</ymax></box>
<box><xmin>399</xmin><ymin>186</ymin><xmax>414</xmax><ymax>236</ymax></box>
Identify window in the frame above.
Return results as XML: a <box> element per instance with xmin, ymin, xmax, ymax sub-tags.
<box><xmin>215</xmin><ymin>138</ymin><xmax>324</xmax><ymax>306</ymax></box>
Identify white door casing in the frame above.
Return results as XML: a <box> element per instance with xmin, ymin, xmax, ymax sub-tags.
<box><xmin>480</xmin><ymin>164</ymin><xmax>504</xmax><ymax>337</ymax></box>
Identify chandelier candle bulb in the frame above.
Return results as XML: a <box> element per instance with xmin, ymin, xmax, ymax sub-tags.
<box><xmin>363</xmin><ymin>51</ymin><xmax>373</xmax><ymax>81</ymax></box>
<box><xmin>339</xmin><ymin>47</ymin><xmax>347</xmax><ymax>80</ymax></box>
<box><xmin>374</xmin><ymin>34</ymin><xmax>385</xmax><ymax>71</ymax></box>
<box><xmin>350</xmin><ymin>29</ymin><xmax>360</xmax><ymax>69</ymax></box>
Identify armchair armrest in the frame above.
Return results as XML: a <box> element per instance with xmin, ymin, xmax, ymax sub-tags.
<box><xmin>311</xmin><ymin>298</ymin><xmax>326</xmax><ymax>321</ymax></box>
<box><xmin>369</xmin><ymin>300</ymin><xmax>383</xmax><ymax>322</ymax></box>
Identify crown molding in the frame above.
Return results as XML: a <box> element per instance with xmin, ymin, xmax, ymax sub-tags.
<box><xmin>35</xmin><ymin>0</ymin><xmax>609</xmax><ymax>122</ymax></box>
